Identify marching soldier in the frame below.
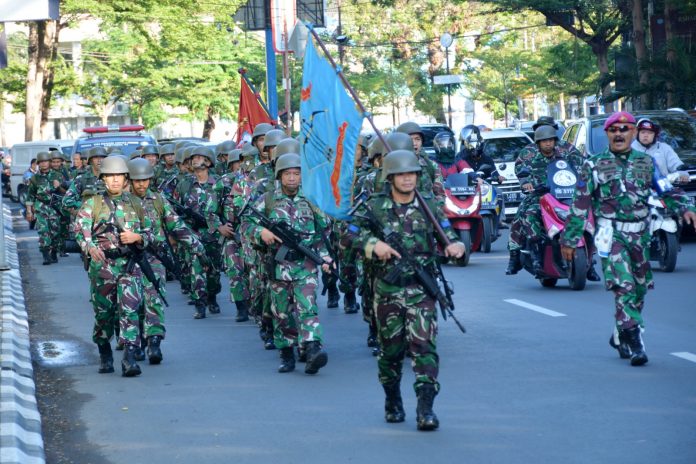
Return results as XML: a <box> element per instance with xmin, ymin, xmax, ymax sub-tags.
<box><xmin>63</xmin><ymin>147</ymin><xmax>108</xmax><ymax>213</ymax></box>
<box><xmin>348</xmin><ymin>149</ymin><xmax>465</xmax><ymax>430</ymax></box>
<box><xmin>153</xmin><ymin>143</ymin><xmax>178</xmax><ymax>189</ymax></box>
<box><xmin>25</xmin><ymin>152</ymin><xmax>63</xmax><ymax>265</ymax></box>
<box><xmin>395</xmin><ymin>121</ymin><xmax>445</xmax><ymax>203</ymax></box>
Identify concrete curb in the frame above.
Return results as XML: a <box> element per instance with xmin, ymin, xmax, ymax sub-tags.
<box><xmin>0</xmin><ymin>204</ymin><xmax>45</xmax><ymax>464</ymax></box>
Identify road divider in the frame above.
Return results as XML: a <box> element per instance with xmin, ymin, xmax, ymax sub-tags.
<box><xmin>504</xmin><ymin>298</ymin><xmax>566</xmax><ymax>317</ymax></box>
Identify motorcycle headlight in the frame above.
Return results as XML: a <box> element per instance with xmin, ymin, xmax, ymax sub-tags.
<box><xmin>445</xmin><ymin>196</ymin><xmax>469</xmax><ymax>216</ymax></box>
<box><xmin>553</xmin><ymin>206</ymin><xmax>569</xmax><ymax>221</ymax></box>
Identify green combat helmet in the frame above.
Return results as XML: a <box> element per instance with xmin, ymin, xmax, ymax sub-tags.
<box><xmin>50</xmin><ymin>150</ymin><xmax>64</xmax><ymax>160</ymax></box>
<box><xmin>275</xmin><ymin>153</ymin><xmax>301</xmax><ymax>179</ymax></box>
<box><xmin>381</xmin><ymin>149</ymin><xmax>422</xmax><ymax>181</ymax></box>
<box><xmin>127</xmin><ymin>158</ymin><xmax>155</xmax><ymax>180</ymax></box>
<box><xmin>385</xmin><ymin>132</ymin><xmax>414</xmax><ymax>152</ymax></box>
<box><xmin>191</xmin><ymin>146</ymin><xmax>215</xmax><ymax>166</ymax></box>
<box><xmin>99</xmin><ymin>155</ymin><xmax>130</xmax><ymax>176</ymax></box>
<box><xmin>252</xmin><ymin>122</ymin><xmax>274</xmax><ymax>143</ymax></box>
<box><xmin>264</xmin><ymin>129</ymin><xmax>287</xmax><ymax>151</ymax></box>
<box><xmin>88</xmin><ymin>147</ymin><xmax>109</xmax><ymax>162</ymax></box>
<box><xmin>130</xmin><ymin>151</ymin><xmax>142</xmax><ymax>160</ymax></box>
<box><xmin>182</xmin><ymin>146</ymin><xmax>198</xmax><ymax>163</ymax></box>
<box><xmin>36</xmin><ymin>151</ymin><xmax>52</xmax><ymax>163</ymax></box>
<box><xmin>532</xmin><ymin>116</ymin><xmax>558</xmax><ymax>131</ymax></box>
<box><xmin>160</xmin><ymin>143</ymin><xmax>176</xmax><ymax>156</ymax></box>
<box><xmin>216</xmin><ymin>140</ymin><xmax>236</xmax><ymax>157</ymax></box>
<box><xmin>534</xmin><ymin>125</ymin><xmax>558</xmax><ymax>142</ymax></box>
<box><xmin>368</xmin><ymin>137</ymin><xmax>385</xmax><ymax>162</ymax></box>
<box><xmin>274</xmin><ymin>138</ymin><xmax>301</xmax><ymax>159</ymax></box>
<box><xmin>396</xmin><ymin>121</ymin><xmax>424</xmax><ymax>138</ymax></box>
<box><xmin>227</xmin><ymin>149</ymin><xmax>243</xmax><ymax>165</ymax></box>
<box><xmin>140</xmin><ymin>145</ymin><xmax>160</xmax><ymax>157</ymax></box>
<box><xmin>241</xmin><ymin>143</ymin><xmax>259</xmax><ymax>160</ymax></box>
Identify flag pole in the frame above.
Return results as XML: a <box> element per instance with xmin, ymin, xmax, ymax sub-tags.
<box><xmin>238</xmin><ymin>68</ymin><xmax>275</xmax><ymax>124</ymax></box>
<box><xmin>306</xmin><ymin>26</ymin><xmax>452</xmax><ymax>247</ymax></box>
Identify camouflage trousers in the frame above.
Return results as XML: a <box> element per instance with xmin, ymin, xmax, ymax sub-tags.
<box><xmin>177</xmin><ymin>242</ymin><xmax>192</xmax><ymax>294</ymax></box>
<box><xmin>508</xmin><ymin>195</ymin><xmax>543</xmax><ymax>250</ymax></box>
<box><xmin>57</xmin><ymin>213</ymin><xmax>70</xmax><ymax>253</ymax></box>
<box><xmin>360</xmin><ymin>262</ymin><xmax>378</xmax><ymax>331</ymax></box>
<box><xmin>269</xmin><ymin>275</ymin><xmax>322</xmax><ymax>349</ymax></box>
<box><xmin>223</xmin><ymin>237</ymin><xmax>249</xmax><ymax>303</ymax></box>
<box><xmin>240</xmin><ymin>225</ymin><xmax>264</xmax><ymax>320</ymax></box>
<box><xmin>374</xmin><ymin>279</ymin><xmax>439</xmax><ymax>393</ymax></box>
<box><xmin>35</xmin><ymin>203</ymin><xmax>61</xmax><ymax>252</ymax></box>
<box><xmin>88</xmin><ymin>256</ymin><xmax>144</xmax><ymax>347</ymax></box>
<box><xmin>337</xmin><ymin>225</ymin><xmax>361</xmax><ymax>294</ymax></box>
<box><xmin>190</xmin><ymin>239</ymin><xmax>222</xmax><ymax>303</ymax></box>
<box><xmin>601</xmin><ymin>229</ymin><xmax>653</xmax><ymax>330</ymax></box>
<box><xmin>142</xmin><ymin>258</ymin><xmax>166</xmax><ymax>338</ymax></box>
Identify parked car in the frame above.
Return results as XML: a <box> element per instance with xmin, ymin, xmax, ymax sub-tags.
<box><xmin>479</xmin><ymin>129</ymin><xmax>533</xmax><ymax>218</ymax></box>
<box><xmin>420</xmin><ymin>123</ymin><xmax>454</xmax><ymax>160</ymax></box>
<box><xmin>562</xmin><ymin>110</ymin><xmax>696</xmax><ymax>205</ymax></box>
<box><xmin>73</xmin><ymin>124</ymin><xmax>157</xmax><ymax>157</ymax></box>
<box><xmin>9</xmin><ymin>139</ymin><xmax>75</xmax><ymax>204</ymax></box>
<box><xmin>515</xmin><ymin>120</ymin><xmax>566</xmax><ymax>140</ymax></box>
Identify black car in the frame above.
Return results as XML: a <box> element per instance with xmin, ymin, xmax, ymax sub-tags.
<box><xmin>420</xmin><ymin>123</ymin><xmax>454</xmax><ymax>160</ymax></box>
<box><xmin>562</xmin><ymin>110</ymin><xmax>696</xmax><ymax>205</ymax></box>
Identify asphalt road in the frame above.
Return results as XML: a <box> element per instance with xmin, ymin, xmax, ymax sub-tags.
<box><xmin>17</xmin><ymin>214</ymin><xmax>696</xmax><ymax>464</ymax></box>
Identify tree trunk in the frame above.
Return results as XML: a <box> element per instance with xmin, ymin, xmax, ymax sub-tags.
<box><xmin>40</xmin><ymin>21</ymin><xmax>61</xmax><ymax>140</ymax></box>
<box><xmin>559</xmin><ymin>93</ymin><xmax>566</xmax><ymax>120</ymax></box>
<box><xmin>594</xmin><ymin>45</ymin><xmax>613</xmax><ymax>113</ymax></box>
<box><xmin>202</xmin><ymin>106</ymin><xmax>216</xmax><ymax>139</ymax></box>
<box><xmin>25</xmin><ymin>21</ymin><xmax>59</xmax><ymax>142</ymax></box>
<box><xmin>504</xmin><ymin>102</ymin><xmax>509</xmax><ymax>127</ymax></box>
<box><xmin>664</xmin><ymin>0</ymin><xmax>676</xmax><ymax>107</ymax></box>
<box><xmin>632</xmin><ymin>0</ymin><xmax>649</xmax><ymax>109</ymax></box>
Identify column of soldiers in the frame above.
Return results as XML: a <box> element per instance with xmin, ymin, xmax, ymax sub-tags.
<box><xmin>30</xmin><ymin>120</ymin><xmax>465</xmax><ymax>431</ymax></box>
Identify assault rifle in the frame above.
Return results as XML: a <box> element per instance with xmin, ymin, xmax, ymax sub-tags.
<box><xmin>163</xmin><ymin>194</ymin><xmax>208</xmax><ymax>230</ymax></box>
<box><xmin>354</xmin><ymin>203</ymin><xmax>466</xmax><ymax>334</ymax></box>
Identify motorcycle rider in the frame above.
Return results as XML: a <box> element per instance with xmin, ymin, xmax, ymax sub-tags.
<box><xmin>432</xmin><ymin>132</ymin><xmax>475</xmax><ymax>179</ymax></box>
<box><xmin>458</xmin><ymin>125</ymin><xmax>506</xmax><ymax>184</ymax></box>
<box><xmin>631</xmin><ymin>118</ymin><xmax>689</xmax><ymax>183</ymax></box>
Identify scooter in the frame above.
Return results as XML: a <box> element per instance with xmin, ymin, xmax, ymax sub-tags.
<box><xmin>478</xmin><ymin>176</ymin><xmax>504</xmax><ymax>253</ymax></box>
<box><xmin>517</xmin><ymin>160</ymin><xmax>595</xmax><ymax>290</ymax></box>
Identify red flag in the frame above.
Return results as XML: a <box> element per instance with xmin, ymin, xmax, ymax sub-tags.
<box><xmin>237</xmin><ymin>77</ymin><xmax>273</xmax><ymax>145</ymax></box>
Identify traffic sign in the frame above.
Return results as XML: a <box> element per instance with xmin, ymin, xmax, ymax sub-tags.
<box><xmin>434</xmin><ymin>74</ymin><xmax>465</xmax><ymax>85</ymax></box>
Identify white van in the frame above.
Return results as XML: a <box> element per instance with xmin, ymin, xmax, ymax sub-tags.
<box><xmin>9</xmin><ymin>140</ymin><xmax>75</xmax><ymax>203</ymax></box>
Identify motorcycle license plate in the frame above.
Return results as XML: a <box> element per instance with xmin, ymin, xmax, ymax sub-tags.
<box><xmin>450</xmin><ymin>186</ymin><xmax>476</xmax><ymax>195</ymax></box>
<box><xmin>503</xmin><ymin>192</ymin><xmax>522</xmax><ymax>203</ymax></box>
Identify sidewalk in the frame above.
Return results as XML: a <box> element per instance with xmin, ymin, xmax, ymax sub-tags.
<box><xmin>0</xmin><ymin>203</ymin><xmax>45</xmax><ymax>464</ymax></box>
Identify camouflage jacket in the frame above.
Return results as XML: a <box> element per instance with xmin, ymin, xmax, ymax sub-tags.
<box><xmin>516</xmin><ymin>140</ymin><xmax>582</xmax><ymax>168</ymax></box>
<box><xmin>182</xmin><ymin>174</ymin><xmax>220</xmax><ymax>242</ymax></box>
<box><xmin>245</xmin><ymin>187</ymin><xmax>330</xmax><ymax>281</ymax></box>
<box><xmin>173</xmin><ymin>172</ymin><xmax>195</xmax><ymax>203</ymax></box>
<box><xmin>359</xmin><ymin>167</ymin><xmax>383</xmax><ymax>196</ymax></box>
<box><xmin>417</xmin><ymin>155</ymin><xmax>445</xmax><ymax>202</ymax></box>
<box><xmin>137</xmin><ymin>190</ymin><xmax>204</xmax><ymax>255</ymax></box>
<box><xmin>248</xmin><ymin>162</ymin><xmax>273</xmax><ymax>185</ymax></box>
<box><xmin>207</xmin><ymin>171</ymin><xmax>247</xmax><ymax>229</ymax></box>
<box><xmin>561</xmin><ymin>148</ymin><xmax>695</xmax><ymax>247</ymax></box>
<box><xmin>213</xmin><ymin>162</ymin><xmax>228</xmax><ymax>177</ymax></box>
<box><xmin>348</xmin><ymin>192</ymin><xmax>458</xmax><ymax>294</ymax></box>
<box><xmin>62</xmin><ymin>170</ymin><xmax>103</xmax><ymax>211</ymax></box>
<box><xmin>26</xmin><ymin>170</ymin><xmax>62</xmax><ymax>207</ymax></box>
<box><xmin>516</xmin><ymin>146</ymin><xmax>584</xmax><ymax>197</ymax></box>
<box><xmin>70</xmin><ymin>166</ymin><xmax>87</xmax><ymax>179</ymax></box>
<box><xmin>153</xmin><ymin>165</ymin><xmax>179</xmax><ymax>191</ymax></box>
<box><xmin>75</xmin><ymin>191</ymin><xmax>153</xmax><ymax>255</ymax></box>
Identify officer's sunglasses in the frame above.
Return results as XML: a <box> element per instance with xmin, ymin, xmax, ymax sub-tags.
<box><xmin>606</xmin><ymin>125</ymin><xmax>632</xmax><ymax>134</ymax></box>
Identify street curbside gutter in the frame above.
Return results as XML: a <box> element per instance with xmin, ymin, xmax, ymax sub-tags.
<box><xmin>0</xmin><ymin>205</ymin><xmax>45</xmax><ymax>464</ymax></box>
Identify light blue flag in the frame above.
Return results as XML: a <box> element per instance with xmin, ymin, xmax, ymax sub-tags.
<box><xmin>299</xmin><ymin>32</ymin><xmax>364</xmax><ymax>220</ymax></box>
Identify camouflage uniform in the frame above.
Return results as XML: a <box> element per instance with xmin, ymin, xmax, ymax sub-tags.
<box><xmin>75</xmin><ymin>192</ymin><xmax>152</xmax><ymax>349</ymax></box>
<box><xmin>173</xmin><ymin>172</ymin><xmax>196</xmax><ymax>296</ymax></box>
<box><xmin>25</xmin><ymin>170</ymin><xmax>63</xmax><ymax>257</ymax></box>
<box><xmin>53</xmin><ymin>165</ymin><xmax>72</xmax><ymax>255</ymax></box>
<box><xmin>561</xmin><ymin>148</ymin><xmax>694</xmax><ymax>330</ymax></box>
<box><xmin>508</xmin><ymin>146</ymin><xmax>584</xmax><ymax>250</ymax></box>
<box><xmin>63</xmin><ymin>170</ymin><xmax>103</xmax><ymax>212</ymax></box>
<box><xmin>153</xmin><ymin>165</ymin><xmax>179</xmax><ymax>194</ymax></box>
<box><xmin>245</xmin><ymin>186</ymin><xmax>331</xmax><ymax>352</ymax></box>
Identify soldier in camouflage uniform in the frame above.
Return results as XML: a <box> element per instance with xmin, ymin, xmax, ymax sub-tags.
<box><xmin>49</xmin><ymin>151</ymin><xmax>72</xmax><ymax>257</ymax></box>
<box><xmin>25</xmin><ymin>152</ymin><xmax>63</xmax><ymax>264</ymax></box>
<box><xmin>244</xmin><ymin>153</ymin><xmax>333</xmax><ymax>375</ymax></box>
<box><xmin>63</xmin><ymin>147</ymin><xmax>108</xmax><ymax>213</ymax></box>
<box><xmin>128</xmin><ymin>158</ymin><xmax>206</xmax><ymax>363</ymax></box>
<box><xmin>177</xmin><ymin>146</ymin><xmax>222</xmax><ymax>319</ymax></box>
<box><xmin>395</xmin><ymin>121</ymin><xmax>445</xmax><ymax>205</ymax></box>
<box><xmin>240</xmin><ymin>143</ymin><xmax>259</xmax><ymax>175</ymax></box>
<box><xmin>250</xmin><ymin>122</ymin><xmax>274</xmax><ymax>164</ymax></box>
<box><xmin>213</xmin><ymin>141</ymin><xmax>235</xmax><ymax>177</ymax></box>
<box><xmin>153</xmin><ymin>143</ymin><xmax>178</xmax><ymax>190</ymax></box>
<box><xmin>75</xmin><ymin>156</ymin><xmax>153</xmax><ymax>377</ymax></box>
<box><xmin>348</xmin><ymin>149</ymin><xmax>465</xmax><ymax>431</ymax></box>
<box><xmin>561</xmin><ymin>112</ymin><xmax>696</xmax><ymax>367</ymax></box>
<box><xmin>206</xmin><ymin>149</ymin><xmax>251</xmax><ymax>322</ymax></box>
<box><xmin>505</xmin><ymin>126</ymin><xmax>584</xmax><ymax>275</ymax></box>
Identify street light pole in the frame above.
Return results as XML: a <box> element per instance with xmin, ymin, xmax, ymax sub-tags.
<box><xmin>440</xmin><ymin>32</ymin><xmax>454</xmax><ymax>129</ymax></box>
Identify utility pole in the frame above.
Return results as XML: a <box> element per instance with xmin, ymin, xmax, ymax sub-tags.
<box><xmin>440</xmin><ymin>32</ymin><xmax>454</xmax><ymax>129</ymax></box>
<box><xmin>337</xmin><ymin>0</ymin><xmax>344</xmax><ymax>66</ymax></box>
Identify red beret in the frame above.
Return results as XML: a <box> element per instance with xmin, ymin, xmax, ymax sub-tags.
<box><xmin>603</xmin><ymin>111</ymin><xmax>636</xmax><ymax>131</ymax></box>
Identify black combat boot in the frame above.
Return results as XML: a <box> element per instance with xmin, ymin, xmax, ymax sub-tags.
<box><xmin>416</xmin><ymin>384</ymin><xmax>439</xmax><ymax>431</ymax></box>
<box><xmin>304</xmin><ymin>341</ymin><xmax>328</xmax><ymax>375</ymax></box>
<box><xmin>42</xmin><ymin>250</ymin><xmax>52</xmax><ymax>265</ymax></box>
<box><xmin>383</xmin><ymin>381</ymin><xmax>406</xmax><ymax>423</ymax></box>
<box><xmin>278</xmin><ymin>347</ymin><xmax>296</xmax><ymax>373</ymax></box>
<box><xmin>586</xmin><ymin>260</ymin><xmax>601</xmax><ymax>282</ymax></box>
<box><xmin>344</xmin><ymin>291</ymin><xmax>359</xmax><ymax>314</ymax></box>
<box><xmin>367</xmin><ymin>328</ymin><xmax>378</xmax><ymax>348</ymax></box>
<box><xmin>134</xmin><ymin>345</ymin><xmax>146</xmax><ymax>362</ymax></box>
<box><xmin>505</xmin><ymin>249</ymin><xmax>522</xmax><ymax>275</ymax></box>
<box><xmin>208</xmin><ymin>295</ymin><xmax>221</xmax><ymax>314</ymax></box>
<box><xmin>193</xmin><ymin>301</ymin><xmax>206</xmax><ymax>319</ymax></box>
<box><xmin>327</xmin><ymin>287</ymin><xmax>340</xmax><ymax>309</ymax></box>
<box><xmin>50</xmin><ymin>248</ymin><xmax>58</xmax><ymax>263</ymax></box>
<box><xmin>530</xmin><ymin>242</ymin><xmax>543</xmax><ymax>276</ymax></box>
<box><xmin>297</xmin><ymin>344</ymin><xmax>307</xmax><ymax>363</ymax></box>
<box><xmin>625</xmin><ymin>326</ymin><xmax>648</xmax><ymax>366</ymax></box>
<box><xmin>146</xmin><ymin>335</ymin><xmax>163</xmax><ymax>365</ymax></box>
<box><xmin>97</xmin><ymin>343</ymin><xmax>114</xmax><ymax>374</ymax></box>
<box><xmin>609</xmin><ymin>328</ymin><xmax>632</xmax><ymax>359</ymax></box>
<box><xmin>121</xmin><ymin>345</ymin><xmax>142</xmax><ymax>377</ymax></box>
<box><xmin>235</xmin><ymin>300</ymin><xmax>250</xmax><ymax>322</ymax></box>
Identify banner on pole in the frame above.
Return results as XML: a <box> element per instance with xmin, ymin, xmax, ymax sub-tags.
<box><xmin>237</xmin><ymin>76</ymin><xmax>274</xmax><ymax>145</ymax></box>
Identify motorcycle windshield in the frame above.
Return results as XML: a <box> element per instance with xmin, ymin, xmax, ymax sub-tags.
<box><xmin>547</xmin><ymin>160</ymin><xmax>578</xmax><ymax>200</ymax></box>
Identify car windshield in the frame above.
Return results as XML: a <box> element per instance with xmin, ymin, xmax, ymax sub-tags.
<box><xmin>590</xmin><ymin>116</ymin><xmax>696</xmax><ymax>156</ymax></box>
<box><xmin>482</xmin><ymin>136</ymin><xmax>530</xmax><ymax>162</ymax></box>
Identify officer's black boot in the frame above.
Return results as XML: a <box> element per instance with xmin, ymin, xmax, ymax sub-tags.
<box><xmin>235</xmin><ymin>300</ymin><xmax>250</xmax><ymax>322</ymax></box>
<box><xmin>304</xmin><ymin>341</ymin><xmax>328</xmax><ymax>375</ymax></box>
<box><xmin>208</xmin><ymin>295</ymin><xmax>221</xmax><ymax>314</ymax></box>
<box><xmin>367</xmin><ymin>327</ymin><xmax>378</xmax><ymax>348</ymax></box>
<box><xmin>505</xmin><ymin>249</ymin><xmax>522</xmax><ymax>275</ymax></box>
<box><xmin>146</xmin><ymin>335</ymin><xmax>163</xmax><ymax>365</ymax></box>
<box><xmin>50</xmin><ymin>248</ymin><xmax>58</xmax><ymax>263</ymax></box>
<box><xmin>121</xmin><ymin>345</ymin><xmax>142</xmax><ymax>377</ymax></box>
<box><xmin>327</xmin><ymin>287</ymin><xmax>340</xmax><ymax>309</ymax></box>
<box><xmin>586</xmin><ymin>259</ymin><xmax>601</xmax><ymax>282</ymax></box>
<box><xmin>383</xmin><ymin>381</ymin><xmax>406</xmax><ymax>423</ymax></box>
<box><xmin>193</xmin><ymin>301</ymin><xmax>206</xmax><ymax>319</ymax></box>
<box><xmin>134</xmin><ymin>345</ymin><xmax>146</xmax><ymax>362</ymax></box>
<box><xmin>97</xmin><ymin>343</ymin><xmax>114</xmax><ymax>374</ymax></box>
<box><xmin>278</xmin><ymin>347</ymin><xmax>296</xmax><ymax>373</ymax></box>
<box><xmin>609</xmin><ymin>328</ymin><xmax>632</xmax><ymax>359</ymax></box>
<box><xmin>344</xmin><ymin>290</ymin><xmax>358</xmax><ymax>314</ymax></box>
<box><xmin>625</xmin><ymin>326</ymin><xmax>648</xmax><ymax>366</ymax></box>
<box><xmin>42</xmin><ymin>250</ymin><xmax>52</xmax><ymax>265</ymax></box>
<box><xmin>530</xmin><ymin>242</ymin><xmax>543</xmax><ymax>276</ymax></box>
<box><xmin>416</xmin><ymin>384</ymin><xmax>439</xmax><ymax>431</ymax></box>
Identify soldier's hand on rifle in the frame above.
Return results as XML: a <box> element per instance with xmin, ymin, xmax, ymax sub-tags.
<box><xmin>120</xmin><ymin>230</ymin><xmax>142</xmax><ymax>245</ymax></box>
<box><xmin>374</xmin><ymin>240</ymin><xmax>401</xmax><ymax>262</ymax></box>
<box><xmin>89</xmin><ymin>246</ymin><xmax>105</xmax><ymax>263</ymax></box>
<box><xmin>260</xmin><ymin>228</ymin><xmax>282</xmax><ymax>245</ymax></box>
<box><xmin>445</xmin><ymin>241</ymin><xmax>466</xmax><ymax>259</ymax></box>
<box><xmin>53</xmin><ymin>179</ymin><xmax>60</xmax><ymax>188</ymax></box>
<box><xmin>218</xmin><ymin>223</ymin><xmax>234</xmax><ymax>238</ymax></box>
<box><xmin>321</xmin><ymin>256</ymin><xmax>333</xmax><ymax>273</ymax></box>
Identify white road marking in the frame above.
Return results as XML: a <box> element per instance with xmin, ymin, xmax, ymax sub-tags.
<box><xmin>671</xmin><ymin>352</ymin><xmax>696</xmax><ymax>364</ymax></box>
<box><xmin>504</xmin><ymin>299</ymin><xmax>566</xmax><ymax>317</ymax></box>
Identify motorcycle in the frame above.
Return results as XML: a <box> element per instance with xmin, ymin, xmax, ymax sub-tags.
<box><xmin>647</xmin><ymin>170</ymin><xmax>685</xmax><ymax>272</ymax></box>
<box><xmin>517</xmin><ymin>159</ymin><xmax>595</xmax><ymax>290</ymax></box>
<box><xmin>478</xmin><ymin>174</ymin><xmax>504</xmax><ymax>253</ymax></box>
<box><xmin>443</xmin><ymin>166</ymin><xmax>494</xmax><ymax>266</ymax></box>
